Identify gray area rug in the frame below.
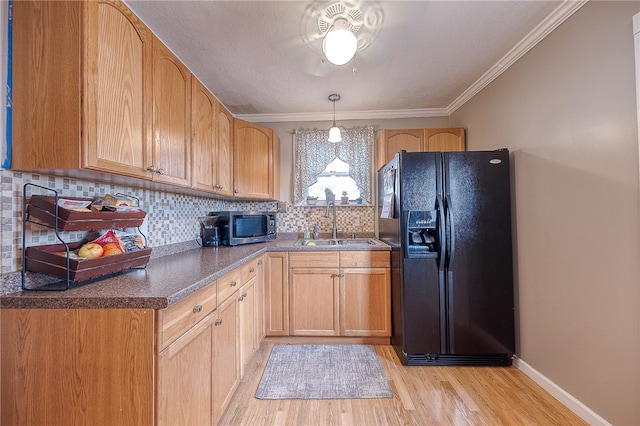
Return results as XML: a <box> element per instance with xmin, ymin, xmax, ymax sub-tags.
<box><xmin>255</xmin><ymin>344</ymin><xmax>393</xmax><ymax>400</ymax></box>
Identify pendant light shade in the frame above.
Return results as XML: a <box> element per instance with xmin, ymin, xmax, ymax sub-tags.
<box><xmin>328</xmin><ymin>94</ymin><xmax>342</xmax><ymax>143</ymax></box>
<box><xmin>322</xmin><ymin>18</ymin><xmax>358</xmax><ymax>66</ymax></box>
<box><xmin>328</xmin><ymin>126</ymin><xmax>342</xmax><ymax>143</ymax></box>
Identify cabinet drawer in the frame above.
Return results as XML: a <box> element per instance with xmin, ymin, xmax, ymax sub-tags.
<box><xmin>156</xmin><ymin>281</ymin><xmax>217</xmax><ymax>351</ymax></box>
<box><xmin>241</xmin><ymin>259</ymin><xmax>258</xmax><ymax>284</ymax></box>
<box><xmin>218</xmin><ymin>267</ymin><xmax>242</xmax><ymax>303</ymax></box>
<box><xmin>340</xmin><ymin>251</ymin><xmax>390</xmax><ymax>268</ymax></box>
<box><xmin>289</xmin><ymin>252</ymin><xmax>339</xmax><ymax>268</ymax></box>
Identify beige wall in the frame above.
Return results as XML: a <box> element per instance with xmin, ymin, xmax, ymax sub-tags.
<box><xmin>451</xmin><ymin>2</ymin><xmax>640</xmax><ymax>424</ymax></box>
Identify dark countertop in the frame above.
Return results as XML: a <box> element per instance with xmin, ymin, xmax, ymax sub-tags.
<box><xmin>0</xmin><ymin>238</ymin><xmax>389</xmax><ymax>310</ymax></box>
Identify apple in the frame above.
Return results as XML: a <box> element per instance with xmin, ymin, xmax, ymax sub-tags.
<box><xmin>78</xmin><ymin>243</ymin><xmax>104</xmax><ymax>259</ymax></box>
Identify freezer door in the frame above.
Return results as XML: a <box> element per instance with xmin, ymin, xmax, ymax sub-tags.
<box><xmin>402</xmin><ymin>257</ymin><xmax>444</xmax><ymax>355</ymax></box>
<box><xmin>443</xmin><ymin>150</ymin><xmax>515</xmax><ymax>356</ymax></box>
<box><xmin>396</xmin><ymin>152</ymin><xmax>447</xmax><ymax>356</ymax></box>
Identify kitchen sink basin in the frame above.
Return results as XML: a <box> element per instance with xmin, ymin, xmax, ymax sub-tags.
<box><xmin>295</xmin><ymin>239</ymin><xmax>337</xmax><ymax>246</ymax></box>
<box><xmin>295</xmin><ymin>238</ymin><xmax>385</xmax><ymax>247</ymax></box>
<box><xmin>336</xmin><ymin>238</ymin><xmax>382</xmax><ymax>246</ymax></box>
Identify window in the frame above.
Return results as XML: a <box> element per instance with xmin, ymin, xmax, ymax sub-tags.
<box><xmin>307</xmin><ymin>158</ymin><xmax>361</xmax><ymax>201</ymax></box>
<box><xmin>293</xmin><ymin>126</ymin><xmax>374</xmax><ymax>205</ymax></box>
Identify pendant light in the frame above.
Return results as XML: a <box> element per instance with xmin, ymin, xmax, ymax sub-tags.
<box><xmin>328</xmin><ymin>94</ymin><xmax>342</xmax><ymax>143</ymax></box>
<box><xmin>322</xmin><ymin>18</ymin><xmax>358</xmax><ymax>66</ymax></box>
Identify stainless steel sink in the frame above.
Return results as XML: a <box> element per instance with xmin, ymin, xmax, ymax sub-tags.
<box><xmin>295</xmin><ymin>238</ymin><xmax>384</xmax><ymax>247</ymax></box>
<box><xmin>295</xmin><ymin>239</ymin><xmax>337</xmax><ymax>246</ymax></box>
<box><xmin>336</xmin><ymin>239</ymin><xmax>380</xmax><ymax>246</ymax></box>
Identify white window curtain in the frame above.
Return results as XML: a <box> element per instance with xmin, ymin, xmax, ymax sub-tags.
<box><xmin>293</xmin><ymin>126</ymin><xmax>374</xmax><ymax>205</ymax></box>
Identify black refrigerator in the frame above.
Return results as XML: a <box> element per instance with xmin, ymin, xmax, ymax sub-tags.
<box><xmin>378</xmin><ymin>149</ymin><xmax>515</xmax><ymax>366</ymax></box>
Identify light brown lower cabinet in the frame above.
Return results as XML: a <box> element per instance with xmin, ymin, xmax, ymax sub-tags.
<box><xmin>340</xmin><ymin>267</ymin><xmax>391</xmax><ymax>336</ymax></box>
<box><xmin>289</xmin><ymin>266</ymin><xmax>341</xmax><ymax>336</ymax></box>
<box><xmin>288</xmin><ymin>251</ymin><xmax>391</xmax><ymax>337</ymax></box>
<box><xmin>157</xmin><ymin>312</ymin><xmax>215</xmax><ymax>425</ymax></box>
<box><xmin>0</xmin><ymin>309</ymin><xmax>155</xmax><ymax>425</ymax></box>
<box><xmin>238</xmin><ymin>276</ymin><xmax>257</xmax><ymax>376</ymax></box>
<box><xmin>0</xmin><ymin>251</ymin><xmax>386</xmax><ymax>424</ymax></box>
<box><xmin>264</xmin><ymin>251</ymin><xmax>289</xmax><ymax>336</ymax></box>
<box><xmin>0</xmin><ymin>257</ymin><xmax>265</xmax><ymax>425</ymax></box>
<box><xmin>212</xmin><ymin>293</ymin><xmax>240</xmax><ymax>424</ymax></box>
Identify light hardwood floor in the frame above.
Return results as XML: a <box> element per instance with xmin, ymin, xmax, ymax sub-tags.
<box><xmin>219</xmin><ymin>341</ymin><xmax>587</xmax><ymax>425</ymax></box>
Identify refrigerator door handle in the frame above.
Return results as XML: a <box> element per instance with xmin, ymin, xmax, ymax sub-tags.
<box><xmin>445</xmin><ymin>195</ymin><xmax>455</xmax><ymax>266</ymax></box>
<box><xmin>436</xmin><ymin>195</ymin><xmax>446</xmax><ymax>270</ymax></box>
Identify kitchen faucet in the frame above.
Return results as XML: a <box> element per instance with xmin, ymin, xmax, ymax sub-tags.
<box><xmin>324</xmin><ymin>201</ymin><xmax>338</xmax><ymax>239</ymax></box>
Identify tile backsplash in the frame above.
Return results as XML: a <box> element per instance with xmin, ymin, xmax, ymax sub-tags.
<box><xmin>0</xmin><ymin>170</ymin><xmax>375</xmax><ymax>274</ymax></box>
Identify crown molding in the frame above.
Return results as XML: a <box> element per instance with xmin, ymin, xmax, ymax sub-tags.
<box><xmin>236</xmin><ymin>108</ymin><xmax>450</xmax><ymax>123</ymax></box>
<box><xmin>235</xmin><ymin>0</ymin><xmax>587</xmax><ymax>123</ymax></box>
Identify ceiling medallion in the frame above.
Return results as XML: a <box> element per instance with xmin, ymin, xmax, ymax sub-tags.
<box><xmin>301</xmin><ymin>0</ymin><xmax>384</xmax><ymax>58</ymax></box>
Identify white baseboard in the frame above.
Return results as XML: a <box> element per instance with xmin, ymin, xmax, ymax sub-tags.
<box><xmin>513</xmin><ymin>357</ymin><xmax>611</xmax><ymax>426</ymax></box>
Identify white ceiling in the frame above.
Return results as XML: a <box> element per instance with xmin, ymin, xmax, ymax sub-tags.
<box><xmin>123</xmin><ymin>0</ymin><xmax>585</xmax><ymax>122</ymax></box>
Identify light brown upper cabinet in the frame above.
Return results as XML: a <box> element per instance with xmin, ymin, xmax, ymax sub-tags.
<box><xmin>151</xmin><ymin>37</ymin><xmax>191</xmax><ymax>187</ymax></box>
<box><xmin>191</xmin><ymin>77</ymin><xmax>217</xmax><ymax>193</ymax></box>
<box><xmin>215</xmin><ymin>103</ymin><xmax>235</xmax><ymax>197</ymax></box>
<box><xmin>191</xmin><ymin>76</ymin><xmax>234</xmax><ymax>196</ymax></box>
<box><xmin>233</xmin><ymin>119</ymin><xmax>280</xmax><ymax>200</ymax></box>
<box><xmin>13</xmin><ymin>1</ymin><xmax>191</xmax><ymax>189</ymax></box>
<box><xmin>11</xmin><ymin>0</ymin><xmax>153</xmax><ymax>177</ymax></box>
<box><xmin>375</xmin><ymin>128</ymin><xmax>465</xmax><ymax>170</ymax></box>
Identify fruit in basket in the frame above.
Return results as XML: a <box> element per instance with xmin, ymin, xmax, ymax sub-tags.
<box><xmin>102</xmin><ymin>242</ymin><xmax>124</xmax><ymax>256</ymax></box>
<box><xmin>78</xmin><ymin>243</ymin><xmax>104</xmax><ymax>259</ymax></box>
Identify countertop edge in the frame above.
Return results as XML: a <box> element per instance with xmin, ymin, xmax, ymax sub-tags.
<box><xmin>0</xmin><ymin>239</ymin><xmax>390</xmax><ymax>310</ymax></box>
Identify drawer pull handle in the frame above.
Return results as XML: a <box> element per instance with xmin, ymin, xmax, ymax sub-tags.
<box><xmin>230</xmin><ymin>281</ymin><xmax>237</xmax><ymax>287</ymax></box>
<box><xmin>193</xmin><ymin>304</ymin><xmax>203</xmax><ymax>313</ymax></box>
<box><xmin>215</xmin><ymin>318</ymin><xmax>223</xmax><ymax>326</ymax></box>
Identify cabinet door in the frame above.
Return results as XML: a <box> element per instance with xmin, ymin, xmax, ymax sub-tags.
<box><xmin>157</xmin><ymin>314</ymin><xmax>214</xmax><ymax>426</ymax></box>
<box><xmin>1</xmin><ymin>309</ymin><xmax>154</xmax><ymax>425</ymax></box>
<box><xmin>216</xmin><ymin>104</ymin><xmax>235</xmax><ymax>196</ymax></box>
<box><xmin>376</xmin><ymin>129</ymin><xmax>423</xmax><ymax>170</ymax></box>
<box><xmin>212</xmin><ymin>295</ymin><xmax>240</xmax><ymax>425</ymax></box>
<box><xmin>289</xmin><ymin>268</ymin><xmax>340</xmax><ymax>336</ymax></box>
<box><xmin>265</xmin><ymin>252</ymin><xmax>289</xmax><ymax>336</ymax></box>
<box><xmin>85</xmin><ymin>1</ymin><xmax>153</xmax><ymax>177</ymax></box>
<box><xmin>238</xmin><ymin>277</ymin><xmax>257</xmax><ymax>377</ymax></box>
<box><xmin>256</xmin><ymin>255</ymin><xmax>266</xmax><ymax>343</ymax></box>
<box><xmin>233</xmin><ymin>119</ymin><xmax>274</xmax><ymax>198</ymax></box>
<box><xmin>424</xmin><ymin>128</ymin><xmax>465</xmax><ymax>152</ymax></box>
<box><xmin>151</xmin><ymin>36</ymin><xmax>191</xmax><ymax>187</ymax></box>
<box><xmin>191</xmin><ymin>77</ymin><xmax>216</xmax><ymax>192</ymax></box>
<box><xmin>340</xmin><ymin>267</ymin><xmax>391</xmax><ymax>337</ymax></box>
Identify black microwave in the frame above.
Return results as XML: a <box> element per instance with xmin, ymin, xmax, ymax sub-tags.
<box><xmin>209</xmin><ymin>211</ymin><xmax>276</xmax><ymax>246</ymax></box>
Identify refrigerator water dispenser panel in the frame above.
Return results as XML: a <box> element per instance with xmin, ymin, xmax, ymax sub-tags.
<box><xmin>406</xmin><ymin>210</ymin><xmax>439</xmax><ymax>258</ymax></box>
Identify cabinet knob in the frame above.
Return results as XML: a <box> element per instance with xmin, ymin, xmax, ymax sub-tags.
<box><xmin>242</xmin><ymin>292</ymin><xmax>247</xmax><ymax>298</ymax></box>
<box><xmin>193</xmin><ymin>304</ymin><xmax>202</xmax><ymax>313</ymax></box>
<box><xmin>234</xmin><ymin>189</ymin><xmax>239</xmax><ymax>194</ymax></box>
<box><xmin>257</xmin><ymin>260</ymin><xmax>263</xmax><ymax>265</ymax></box>
<box><xmin>249</xmin><ymin>268</ymin><xmax>255</xmax><ymax>273</ymax></box>
<box><xmin>157</xmin><ymin>168</ymin><xmax>165</xmax><ymax>175</ymax></box>
<box><xmin>230</xmin><ymin>280</ymin><xmax>237</xmax><ymax>287</ymax></box>
<box><xmin>147</xmin><ymin>165</ymin><xmax>158</xmax><ymax>173</ymax></box>
<box><xmin>215</xmin><ymin>318</ymin><xmax>223</xmax><ymax>326</ymax></box>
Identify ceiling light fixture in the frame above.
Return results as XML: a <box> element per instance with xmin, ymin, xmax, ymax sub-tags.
<box><xmin>322</xmin><ymin>18</ymin><xmax>358</xmax><ymax>66</ymax></box>
<box><xmin>328</xmin><ymin>94</ymin><xmax>342</xmax><ymax>143</ymax></box>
